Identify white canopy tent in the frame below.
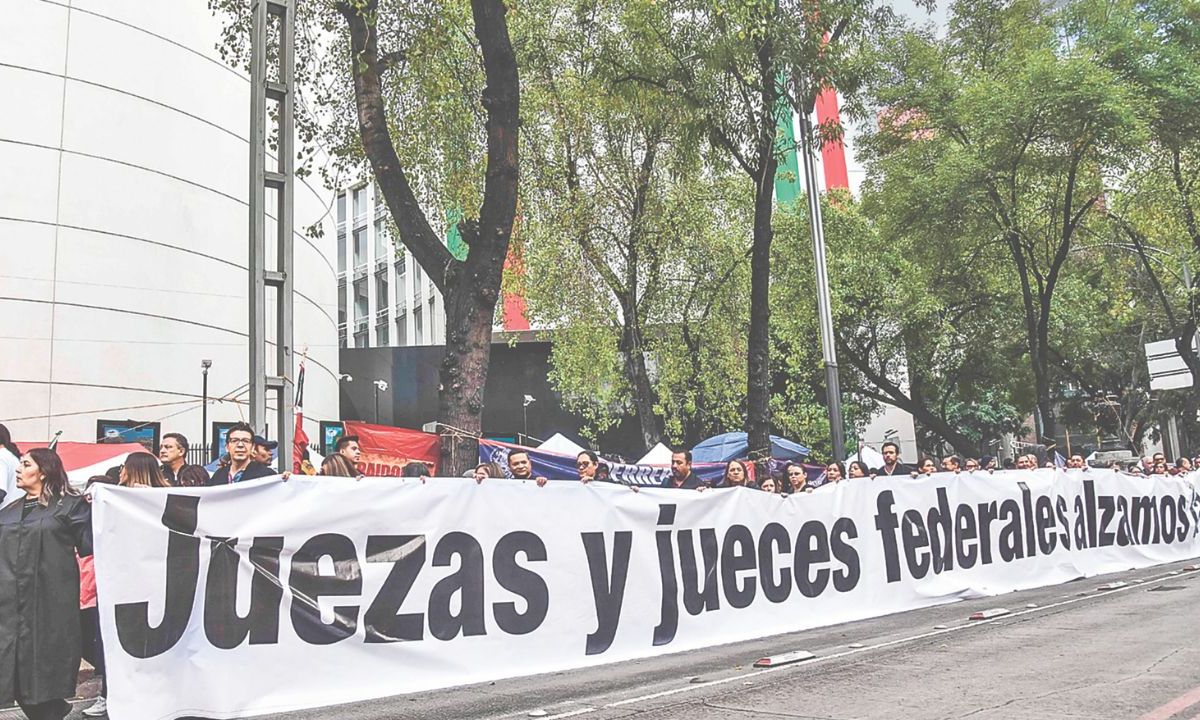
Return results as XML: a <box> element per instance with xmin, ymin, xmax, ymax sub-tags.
<box><xmin>844</xmin><ymin>445</ymin><xmax>885</xmax><ymax>470</ymax></box>
<box><xmin>537</xmin><ymin>432</ymin><xmax>588</xmax><ymax>456</ymax></box>
<box><xmin>636</xmin><ymin>442</ymin><xmax>673</xmax><ymax>465</ymax></box>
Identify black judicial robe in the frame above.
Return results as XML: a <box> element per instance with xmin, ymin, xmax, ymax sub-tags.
<box><xmin>0</xmin><ymin>494</ymin><xmax>92</xmax><ymax>705</ymax></box>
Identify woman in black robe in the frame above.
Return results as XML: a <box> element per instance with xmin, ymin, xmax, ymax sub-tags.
<box><xmin>0</xmin><ymin>447</ymin><xmax>92</xmax><ymax>720</ymax></box>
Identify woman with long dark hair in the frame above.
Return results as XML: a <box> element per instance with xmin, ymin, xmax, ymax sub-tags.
<box><xmin>722</xmin><ymin>460</ymin><xmax>750</xmax><ymax>488</ymax></box>
<box><xmin>0</xmin><ymin>423</ymin><xmax>19</xmax><ymax>505</ymax></box>
<box><xmin>0</xmin><ymin>448</ymin><xmax>92</xmax><ymax>720</ymax></box>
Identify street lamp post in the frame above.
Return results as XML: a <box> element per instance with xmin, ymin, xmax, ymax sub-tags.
<box><xmin>201</xmin><ymin>359</ymin><xmax>212</xmax><ymax>461</ymax></box>
<box><xmin>522</xmin><ymin>395</ymin><xmax>535</xmax><ymax>444</ymax></box>
<box><xmin>373</xmin><ymin>380</ymin><xmax>389</xmax><ymax>424</ymax></box>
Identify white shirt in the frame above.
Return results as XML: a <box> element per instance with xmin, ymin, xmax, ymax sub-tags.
<box><xmin>0</xmin><ymin>448</ymin><xmax>19</xmax><ymax>504</ymax></box>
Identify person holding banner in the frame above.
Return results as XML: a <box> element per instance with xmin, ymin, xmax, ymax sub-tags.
<box><xmin>320</xmin><ymin>454</ymin><xmax>360</xmax><ymax>477</ymax></box>
<box><xmin>0</xmin><ymin>448</ymin><xmax>92</xmax><ymax>720</ymax></box>
<box><xmin>722</xmin><ymin>460</ymin><xmax>750</xmax><ymax>488</ymax></box>
<box><xmin>823</xmin><ymin>461</ymin><xmax>845</xmax><ymax>484</ymax></box>
<box><xmin>847</xmin><ymin>460</ymin><xmax>870</xmax><ymax>479</ymax></box>
<box><xmin>663</xmin><ymin>451</ymin><xmax>703</xmax><ymax>489</ymax></box>
<box><xmin>576</xmin><ymin>451</ymin><xmax>600</xmax><ymax>482</ymax></box>
<box><xmin>784</xmin><ymin>463</ymin><xmax>812</xmax><ymax>494</ymax></box>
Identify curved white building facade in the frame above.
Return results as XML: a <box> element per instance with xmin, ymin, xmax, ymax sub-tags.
<box><xmin>0</xmin><ymin>0</ymin><xmax>339</xmax><ymax>448</ymax></box>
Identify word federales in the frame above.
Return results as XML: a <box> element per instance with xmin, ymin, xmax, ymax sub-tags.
<box><xmin>874</xmin><ymin>480</ymin><xmax>1199</xmax><ymax>583</ymax></box>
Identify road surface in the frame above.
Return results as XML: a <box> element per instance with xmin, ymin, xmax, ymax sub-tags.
<box><xmin>15</xmin><ymin>558</ymin><xmax>1200</xmax><ymax>720</ymax></box>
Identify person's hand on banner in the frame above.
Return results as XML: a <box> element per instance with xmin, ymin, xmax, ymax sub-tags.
<box><xmin>535</xmin><ymin>476</ymin><xmax>548</xmax><ymax>487</ymax></box>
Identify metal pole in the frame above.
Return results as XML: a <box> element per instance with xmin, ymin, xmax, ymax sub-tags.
<box><xmin>374</xmin><ymin>386</ymin><xmax>380</xmax><ymax>424</ymax></box>
<box><xmin>797</xmin><ymin>110</ymin><xmax>846</xmax><ymax>460</ymax></box>
<box><xmin>248</xmin><ymin>0</ymin><xmax>268</xmax><ymax>437</ymax></box>
<box><xmin>250</xmin><ymin>0</ymin><xmax>295</xmax><ymax>472</ymax></box>
<box><xmin>523</xmin><ymin>404</ymin><xmax>528</xmax><ymax>445</ymax></box>
<box><xmin>201</xmin><ymin>361</ymin><xmax>210</xmax><ymax>461</ymax></box>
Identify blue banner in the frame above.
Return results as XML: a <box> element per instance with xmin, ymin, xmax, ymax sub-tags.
<box><xmin>478</xmin><ymin>439</ymin><xmax>728</xmax><ymax>486</ymax></box>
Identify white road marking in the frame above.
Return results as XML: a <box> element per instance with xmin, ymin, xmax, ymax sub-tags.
<box><xmin>531</xmin><ymin>565</ymin><xmax>1197</xmax><ymax>720</ymax></box>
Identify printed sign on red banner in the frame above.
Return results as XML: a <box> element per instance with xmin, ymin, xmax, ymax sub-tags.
<box><xmin>342</xmin><ymin>421</ymin><xmax>440</xmax><ymax>476</ymax></box>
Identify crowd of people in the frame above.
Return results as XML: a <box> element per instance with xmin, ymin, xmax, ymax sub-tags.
<box><xmin>487</xmin><ymin>442</ymin><xmax>1200</xmax><ymax>496</ymax></box>
<box><xmin>0</xmin><ymin>419</ymin><xmax>1198</xmax><ymax>720</ymax></box>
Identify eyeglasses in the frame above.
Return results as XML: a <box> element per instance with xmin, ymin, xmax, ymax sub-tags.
<box><xmin>788</xmin><ymin>471</ymin><xmax>804</xmax><ymax>476</ymax></box>
<box><xmin>577</xmin><ymin>461</ymin><xmax>593</xmax><ymax>468</ymax></box>
<box><xmin>227</xmin><ymin>437</ymin><xmax>252</xmax><ymax>446</ymax></box>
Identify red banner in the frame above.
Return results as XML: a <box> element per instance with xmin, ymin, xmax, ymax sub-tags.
<box><xmin>342</xmin><ymin>421</ymin><xmax>440</xmax><ymax>476</ymax></box>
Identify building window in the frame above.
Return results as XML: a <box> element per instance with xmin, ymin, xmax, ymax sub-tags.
<box><xmin>354</xmin><ymin>330</ymin><xmax>368</xmax><ymax>348</ymax></box>
<box><xmin>352</xmin><ymin>186</ymin><xmax>367</xmax><ymax>225</ymax></box>
<box><xmin>429</xmin><ymin>295</ymin><xmax>437</xmax><ymax>342</ymax></box>
<box><xmin>337</xmin><ymin>229</ymin><xmax>347</xmax><ymax>273</ymax></box>
<box><xmin>353</xmin><ymin>227</ymin><xmax>367</xmax><ymax>269</ymax></box>
<box><xmin>376</xmin><ymin>272</ymin><xmax>389</xmax><ymax>312</ymax></box>
<box><xmin>412</xmin><ymin>260</ymin><xmax>422</xmax><ymax>289</ymax></box>
<box><xmin>396</xmin><ymin>313</ymin><xmax>407</xmax><ymax>346</ymax></box>
<box><xmin>353</xmin><ymin>278</ymin><xmax>368</xmax><ymax>321</ymax></box>
<box><xmin>337</xmin><ymin>285</ymin><xmax>347</xmax><ymax>326</ymax></box>
<box><xmin>336</xmin><ymin>192</ymin><xmax>346</xmax><ymax>226</ymax></box>
<box><xmin>374</xmin><ymin>217</ymin><xmax>388</xmax><ymax>260</ymax></box>
<box><xmin>396</xmin><ymin>252</ymin><xmax>406</xmax><ymax>282</ymax></box>
<box><xmin>376</xmin><ymin>322</ymin><xmax>389</xmax><ymax>346</ymax></box>
<box><xmin>413</xmin><ymin>306</ymin><xmax>423</xmax><ymax>345</ymax></box>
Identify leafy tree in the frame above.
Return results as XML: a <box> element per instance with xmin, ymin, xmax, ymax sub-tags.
<box><xmin>615</xmin><ymin>0</ymin><xmax>898</xmax><ymax>456</ymax></box>
<box><xmin>861</xmin><ymin>0</ymin><xmax>1145</xmax><ymax>445</ymax></box>
<box><xmin>211</xmin><ymin>0</ymin><xmax>520</xmax><ymax>472</ymax></box>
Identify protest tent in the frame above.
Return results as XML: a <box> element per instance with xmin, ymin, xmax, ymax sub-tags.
<box><xmin>690</xmin><ymin>431</ymin><xmax>810</xmax><ymax>463</ymax></box>
<box><xmin>537</xmin><ymin>432</ymin><xmax>588</xmax><ymax>456</ymax></box>
<box><xmin>844</xmin><ymin>445</ymin><xmax>885</xmax><ymax>470</ymax></box>
<box><xmin>636</xmin><ymin>442</ymin><xmax>673</xmax><ymax>466</ymax></box>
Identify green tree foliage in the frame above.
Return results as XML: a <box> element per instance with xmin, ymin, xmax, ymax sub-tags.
<box><xmin>860</xmin><ymin>0</ymin><xmax>1145</xmax><ymax>447</ymax></box>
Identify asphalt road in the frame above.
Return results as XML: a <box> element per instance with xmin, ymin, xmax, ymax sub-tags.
<box><xmin>17</xmin><ymin>558</ymin><xmax>1200</xmax><ymax>720</ymax></box>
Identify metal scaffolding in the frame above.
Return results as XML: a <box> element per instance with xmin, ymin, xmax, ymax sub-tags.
<box><xmin>249</xmin><ymin>0</ymin><xmax>294</xmax><ymax>470</ymax></box>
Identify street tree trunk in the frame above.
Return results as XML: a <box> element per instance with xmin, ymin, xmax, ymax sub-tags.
<box><xmin>339</xmin><ymin>0</ymin><xmax>519</xmax><ymax>474</ymax></box>
<box><xmin>744</xmin><ymin>38</ymin><xmax>779</xmax><ymax>460</ymax></box>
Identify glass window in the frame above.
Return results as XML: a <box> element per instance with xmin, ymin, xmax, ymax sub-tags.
<box><xmin>353</xmin><ymin>330</ymin><xmax>368</xmax><ymax>349</ymax></box>
<box><xmin>412</xmin><ymin>261</ymin><xmax>422</xmax><ymax>290</ymax></box>
<box><xmin>428</xmin><ymin>296</ymin><xmax>436</xmax><ymax>342</ymax></box>
<box><xmin>376</xmin><ymin>323</ymin><xmax>389</xmax><ymax>346</ymax></box>
<box><xmin>374</xmin><ymin>218</ymin><xmax>388</xmax><ymax>259</ymax></box>
<box><xmin>336</xmin><ymin>192</ymin><xmax>346</xmax><ymax>225</ymax></box>
<box><xmin>396</xmin><ymin>313</ymin><xmax>407</xmax><ymax>346</ymax></box>
<box><xmin>352</xmin><ymin>186</ymin><xmax>367</xmax><ymax>224</ymax></box>
<box><xmin>353</xmin><ymin>279</ymin><xmax>368</xmax><ymax>321</ymax></box>
<box><xmin>353</xmin><ymin>227</ymin><xmax>367</xmax><ymax>268</ymax></box>
<box><xmin>337</xmin><ymin>286</ymin><xmax>347</xmax><ymax>326</ymax></box>
<box><xmin>396</xmin><ymin>252</ymin><xmax>406</xmax><ymax>280</ymax></box>
<box><xmin>413</xmin><ymin>307</ymin><xmax>423</xmax><ymax>345</ymax></box>
<box><xmin>376</xmin><ymin>272</ymin><xmax>389</xmax><ymax>310</ymax></box>
<box><xmin>337</xmin><ymin>230</ymin><xmax>347</xmax><ymax>273</ymax></box>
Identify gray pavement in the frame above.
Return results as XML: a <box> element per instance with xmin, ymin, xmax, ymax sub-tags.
<box><xmin>8</xmin><ymin>559</ymin><xmax>1198</xmax><ymax>720</ymax></box>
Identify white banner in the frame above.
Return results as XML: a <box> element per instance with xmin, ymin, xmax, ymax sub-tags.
<box><xmin>93</xmin><ymin>469</ymin><xmax>1200</xmax><ymax>720</ymax></box>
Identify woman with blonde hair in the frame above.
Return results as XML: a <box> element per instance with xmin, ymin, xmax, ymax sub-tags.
<box><xmin>119</xmin><ymin>451</ymin><xmax>171</xmax><ymax>488</ymax></box>
<box><xmin>320</xmin><ymin>453</ymin><xmax>360</xmax><ymax>477</ymax></box>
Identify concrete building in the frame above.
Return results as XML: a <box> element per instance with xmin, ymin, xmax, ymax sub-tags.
<box><xmin>335</xmin><ymin>183</ymin><xmax>446</xmax><ymax>349</ymax></box>
<box><xmin>0</xmin><ymin>0</ymin><xmax>339</xmax><ymax>451</ymax></box>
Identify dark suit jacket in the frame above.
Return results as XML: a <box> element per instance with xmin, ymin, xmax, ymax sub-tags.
<box><xmin>206</xmin><ymin>460</ymin><xmax>276</xmax><ymax>486</ymax></box>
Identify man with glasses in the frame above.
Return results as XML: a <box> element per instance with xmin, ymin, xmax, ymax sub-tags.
<box><xmin>576</xmin><ymin>451</ymin><xmax>600</xmax><ymax>483</ymax></box>
<box><xmin>207</xmin><ymin>422</ymin><xmax>276</xmax><ymax>485</ymax></box>
<box><xmin>964</xmin><ymin>457</ymin><xmax>980</xmax><ymax>472</ymax></box>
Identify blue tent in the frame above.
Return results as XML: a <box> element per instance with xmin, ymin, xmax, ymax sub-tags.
<box><xmin>690</xmin><ymin>432</ymin><xmax>810</xmax><ymax>463</ymax></box>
